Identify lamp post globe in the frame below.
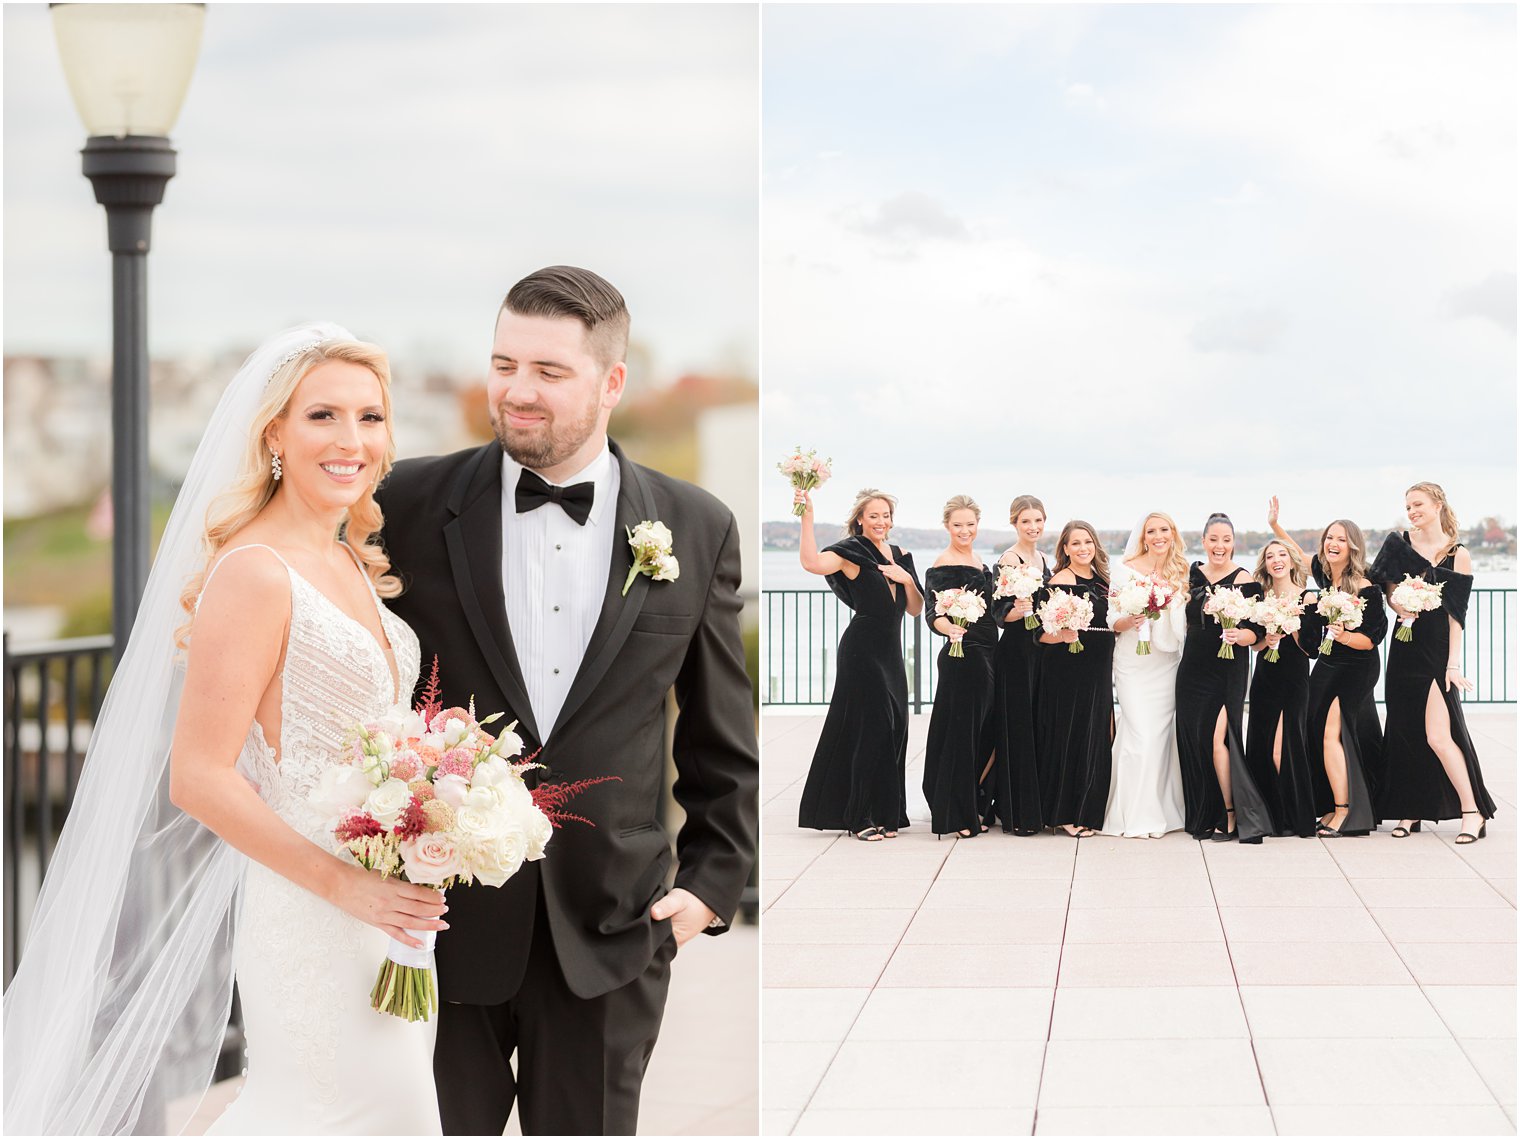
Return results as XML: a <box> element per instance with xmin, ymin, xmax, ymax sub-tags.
<box><xmin>50</xmin><ymin>3</ymin><xmax>204</xmax><ymax>658</ymax></box>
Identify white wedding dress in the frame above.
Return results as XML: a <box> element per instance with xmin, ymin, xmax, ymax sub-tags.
<box><xmin>1102</xmin><ymin>560</ymin><xmax>1187</xmax><ymax>837</ymax></box>
<box><xmin>204</xmin><ymin>545</ymin><xmax>442</xmax><ymax>1135</ymax></box>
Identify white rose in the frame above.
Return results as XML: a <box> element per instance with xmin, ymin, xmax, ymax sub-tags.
<box><xmin>652</xmin><ymin>553</ymin><xmax>680</xmax><ymax>583</ymax></box>
<box><xmin>464</xmin><ymin>785</ymin><xmax>505</xmax><ymax>811</ymax></box>
<box><xmin>399</xmin><ymin>834</ymin><xmax>463</xmax><ymax>886</ymax></box>
<box><xmin>523</xmin><ymin>807</ymin><xmax>553</xmax><ymax>861</ymax></box>
<box><xmin>492</xmin><ymin>726</ymin><xmax>525</xmax><ymax>760</ymax></box>
<box><xmin>454</xmin><ymin>803</ymin><xmax>506</xmax><ymax>842</ymax></box>
<box><xmin>464</xmin><ymin>822</ymin><xmax>528</xmax><ymax>887</ymax></box>
<box><xmin>310</xmin><ymin>764</ymin><xmax>372</xmax><ymax>816</ymax></box>
<box><xmin>363</xmin><ymin>778</ymin><xmax>414</xmax><ymax>830</ymax></box>
<box><xmin>441</xmin><ymin>718</ymin><xmax>471</xmax><ymax>748</ymax></box>
<box><xmin>632</xmin><ymin>521</ymin><xmax>672</xmax><ymax>551</ymax></box>
<box><xmin>433</xmin><ymin>773</ymin><xmax>470</xmax><ymax>808</ymax></box>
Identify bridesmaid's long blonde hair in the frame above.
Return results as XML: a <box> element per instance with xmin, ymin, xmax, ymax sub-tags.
<box><xmin>176</xmin><ymin>341</ymin><xmax>400</xmax><ymax>647</ymax></box>
<box><xmin>1407</xmin><ymin>480</ymin><xmax>1461</xmax><ymax>560</ymax></box>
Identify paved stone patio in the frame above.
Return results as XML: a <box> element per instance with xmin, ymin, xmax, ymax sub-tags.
<box><xmin>761</xmin><ymin>709</ymin><xmax>1516</xmax><ymax>1136</ymax></box>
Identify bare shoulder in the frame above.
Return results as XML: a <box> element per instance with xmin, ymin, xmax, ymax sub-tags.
<box><xmin>1452</xmin><ymin>545</ymin><xmax>1474</xmax><ymax>573</ymax></box>
<box><xmin>197</xmin><ymin>545</ymin><xmax>292</xmax><ymax>624</ymax></box>
<box><xmin>1048</xmin><ymin>569</ymin><xmax>1076</xmax><ymax>586</ymax></box>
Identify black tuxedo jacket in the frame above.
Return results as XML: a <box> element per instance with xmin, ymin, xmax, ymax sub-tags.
<box><xmin>375</xmin><ymin>439</ymin><xmax>757</xmax><ymax>1002</ymax></box>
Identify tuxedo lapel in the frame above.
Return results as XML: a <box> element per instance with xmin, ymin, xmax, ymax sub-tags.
<box><xmin>443</xmin><ymin>444</ymin><xmax>542</xmax><ymax>745</ymax></box>
<box><xmin>549</xmin><ymin>440</ymin><xmax>657</xmax><ymax>740</ymax></box>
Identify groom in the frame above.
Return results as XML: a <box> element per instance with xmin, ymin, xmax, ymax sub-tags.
<box><xmin>377</xmin><ymin>266</ymin><xmax>757</xmax><ymax>1135</ymax></box>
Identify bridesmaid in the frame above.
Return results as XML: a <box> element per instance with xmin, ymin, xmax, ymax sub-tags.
<box><xmin>985</xmin><ymin>494</ymin><xmax>1050</xmax><ymax>835</ymax></box>
<box><xmin>1372</xmin><ymin>482</ymin><xmax>1495</xmax><ymax>842</ymax></box>
<box><xmin>1035</xmin><ymin>520</ymin><xmax>1114</xmax><ymax>838</ymax></box>
<box><xmin>1174</xmin><ymin>513</ymin><xmax>1272</xmax><ymax>843</ymax></box>
<box><xmin>1244</xmin><ymin>524</ymin><xmax>1318</xmax><ymax>838</ymax></box>
<box><xmin>796</xmin><ymin>487</ymin><xmax>924</xmax><ymax>840</ymax></box>
<box><xmin>1283</xmin><ymin>512</ymin><xmax>1387</xmax><ymax>837</ymax></box>
<box><xmin>1103</xmin><ymin>511</ymin><xmax>1189</xmax><ymax>839</ymax></box>
<box><xmin>922</xmin><ymin>495</ymin><xmax>999</xmax><ymax>838</ymax></box>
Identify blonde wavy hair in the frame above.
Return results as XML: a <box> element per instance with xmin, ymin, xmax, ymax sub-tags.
<box><xmin>844</xmin><ymin>488</ymin><xmax>897</xmax><ymax>538</ymax></box>
<box><xmin>1132</xmin><ymin>511</ymin><xmax>1188</xmax><ymax>587</ymax></box>
<box><xmin>1317</xmin><ymin>518</ymin><xmax>1369</xmax><ymax>591</ymax></box>
<box><xmin>176</xmin><ymin>340</ymin><xmax>399</xmax><ymax>647</ymax></box>
<box><xmin>1406</xmin><ymin>480</ymin><xmax>1461</xmax><ymax>559</ymax></box>
<box><xmin>1253</xmin><ymin>538</ymin><xmax>1307</xmax><ymax>591</ymax></box>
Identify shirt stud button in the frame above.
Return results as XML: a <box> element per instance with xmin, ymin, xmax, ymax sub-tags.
<box><xmin>553</xmin><ymin>605</ymin><xmax>560</xmax><ymax>612</ymax></box>
<box><xmin>553</xmin><ymin>667</ymin><xmax>561</xmax><ymax>675</ymax></box>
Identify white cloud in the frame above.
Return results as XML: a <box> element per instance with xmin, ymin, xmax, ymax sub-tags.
<box><xmin>1064</xmin><ymin>82</ymin><xmax>1107</xmax><ymax>114</ymax></box>
<box><xmin>1445</xmin><ymin>273</ymin><xmax>1517</xmax><ymax>336</ymax></box>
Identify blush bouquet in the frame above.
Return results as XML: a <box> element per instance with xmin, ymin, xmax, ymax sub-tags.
<box><xmin>1202</xmin><ymin>586</ymin><xmax>1254</xmax><ymax>660</ymax></box>
<box><xmin>1314</xmin><ymin>588</ymin><xmax>1367</xmax><ymax>656</ymax></box>
<box><xmin>312</xmin><ymin>660</ymin><xmax>616</xmax><ymax>1021</ymax></box>
<box><xmin>1389</xmin><ymin>575</ymin><xmax>1444</xmax><ymax>642</ymax></box>
<box><xmin>1251</xmin><ymin>592</ymin><xmax>1304</xmax><ymax>663</ymax></box>
<box><xmin>1038</xmin><ymin>588</ymin><xmax>1096</xmax><ymax>654</ymax></box>
<box><xmin>994</xmin><ymin>562</ymin><xmax>1045</xmax><ymax>630</ymax></box>
<box><xmin>1108</xmin><ymin>574</ymin><xmax>1181</xmax><ymax>655</ymax></box>
<box><xmin>934</xmin><ymin>586</ymin><xmax>988</xmax><ymax>658</ymax></box>
<box><xmin>777</xmin><ymin>447</ymin><xmax>833</xmax><ymax>517</ymax></box>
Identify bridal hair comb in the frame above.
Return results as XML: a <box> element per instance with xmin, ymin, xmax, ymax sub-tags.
<box><xmin>269</xmin><ymin>340</ymin><xmax>325</xmax><ymax>382</ymax></box>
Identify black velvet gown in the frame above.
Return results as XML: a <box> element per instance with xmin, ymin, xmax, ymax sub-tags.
<box><xmin>1174</xmin><ymin>564</ymin><xmax>1273</xmax><ymax>841</ymax></box>
<box><xmin>1371</xmin><ymin>533</ymin><xmax>1496</xmax><ymax>824</ymax></box>
<box><xmin>1300</xmin><ymin>557</ymin><xmax>1388</xmax><ymax>835</ymax></box>
<box><xmin>984</xmin><ymin>551</ymin><xmax>1050</xmax><ymax>834</ymax></box>
<box><xmin>798</xmin><ymin>537</ymin><xmax>921</xmax><ymax>833</ymax></box>
<box><xmin>1035</xmin><ymin>575</ymin><xmax>1114</xmax><ymax>832</ymax></box>
<box><xmin>1244</xmin><ymin>594</ymin><xmax>1318</xmax><ymax>838</ymax></box>
<box><xmin>921</xmin><ymin>563</ymin><xmax>998</xmax><ymax>836</ymax></box>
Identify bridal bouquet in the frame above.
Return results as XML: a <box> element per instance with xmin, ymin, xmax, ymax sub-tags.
<box><xmin>1389</xmin><ymin>575</ymin><xmax>1444</xmax><ymax>641</ymax></box>
<box><xmin>312</xmin><ymin>661</ymin><xmax>616</xmax><ymax>1021</ymax></box>
<box><xmin>934</xmin><ymin>586</ymin><xmax>987</xmax><ymax>658</ymax></box>
<box><xmin>1251</xmin><ymin>592</ymin><xmax>1303</xmax><ymax>663</ymax></box>
<box><xmin>1108</xmin><ymin>574</ymin><xmax>1180</xmax><ymax>655</ymax></box>
<box><xmin>1202</xmin><ymin>586</ymin><xmax>1253</xmax><ymax>660</ymax></box>
<box><xmin>1038</xmin><ymin>588</ymin><xmax>1095</xmax><ymax>654</ymax></box>
<box><xmin>994</xmin><ymin>562</ymin><xmax>1044</xmax><ymax>630</ymax></box>
<box><xmin>1313</xmin><ymin>588</ymin><xmax>1367</xmax><ymax>656</ymax></box>
<box><xmin>778</xmin><ymin>446</ymin><xmax>832</xmax><ymax>517</ymax></box>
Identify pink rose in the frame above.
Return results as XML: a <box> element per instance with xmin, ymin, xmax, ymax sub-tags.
<box><xmin>399</xmin><ymin>834</ymin><xmax>463</xmax><ymax>886</ymax></box>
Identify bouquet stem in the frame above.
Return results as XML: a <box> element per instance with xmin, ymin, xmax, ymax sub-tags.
<box><xmin>1396</xmin><ymin>617</ymin><xmax>1415</xmax><ymax>642</ymax></box>
<box><xmin>1135</xmin><ymin>618</ymin><xmax>1152</xmax><ymax>656</ymax></box>
<box><xmin>373</xmin><ymin>917</ymin><xmax>439</xmax><ymax>1021</ymax></box>
<box><xmin>1067</xmin><ymin>636</ymin><xmax>1084</xmax><ymax>655</ymax></box>
<box><xmin>1319</xmin><ymin>634</ymin><xmax>1335</xmax><ymax>656</ymax></box>
<box><xmin>1023</xmin><ymin>613</ymin><xmax>1039</xmax><ymax>630</ymax></box>
<box><xmin>1264</xmin><ymin>646</ymin><xmax>1281</xmax><ymax>663</ymax></box>
<box><xmin>1216</xmin><ymin>620</ymin><xmax>1236</xmax><ymax>660</ymax></box>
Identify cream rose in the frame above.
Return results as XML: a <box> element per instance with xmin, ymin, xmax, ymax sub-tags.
<box><xmin>523</xmin><ymin>806</ymin><xmax>553</xmax><ymax>861</ymax></box>
<box><xmin>363</xmin><ymin>777</ymin><xmax>414</xmax><ymax>829</ymax></box>
<box><xmin>398</xmin><ymin>834</ymin><xmax>463</xmax><ymax>886</ymax></box>
<box><xmin>464</xmin><ymin>822</ymin><xmax>528</xmax><ymax>887</ymax></box>
<box><xmin>433</xmin><ymin>773</ymin><xmax>470</xmax><ymax>808</ymax></box>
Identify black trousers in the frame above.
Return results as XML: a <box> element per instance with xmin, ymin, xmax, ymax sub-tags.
<box><xmin>433</xmin><ymin>892</ymin><xmax>678</xmax><ymax>1136</ymax></box>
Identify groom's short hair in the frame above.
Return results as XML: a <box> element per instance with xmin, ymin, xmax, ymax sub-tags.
<box><xmin>501</xmin><ymin>266</ymin><xmax>630</xmax><ymax>372</ymax></box>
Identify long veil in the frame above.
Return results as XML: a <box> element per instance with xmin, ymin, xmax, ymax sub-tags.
<box><xmin>3</xmin><ymin>323</ymin><xmax>354</xmax><ymax>1135</ymax></box>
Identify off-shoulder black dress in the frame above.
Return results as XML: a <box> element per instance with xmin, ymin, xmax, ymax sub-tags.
<box><xmin>1035</xmin><ymin>575</ymin><xmax>1114</xmax><ymax>832</ymax></box>
<box><xmin>1243</xmin><ymin>592</ymin><xmax>1318</xmax><ymax>838</ymax></box>
<box><xmin>798</xmin><ymin>537</ymin><xmax>921</xmax><ymax>834</ymax></box>
<box><xmin>1371</xmin><ymin>533</ymin><xmax>1495</xmax><ymax>824</ymax></box>
<box><xmin>1300</xmin><ymin>557</ymin><xmax>1388</xmax><ymax>835</ymax></box>
<box><xmin>922</xmin><ymin>563</ymin><xmax>999</xmax><ymax>836</ymax></box>
<box><xmin>984</xmin><ymin>552</ymin><xmax>1050</xmax><ymax>834</ymax></box>
<box><xmin>1174</xmin><ymin>564</ymin><xmax>1273</xmax><ymax>842</ymax></box>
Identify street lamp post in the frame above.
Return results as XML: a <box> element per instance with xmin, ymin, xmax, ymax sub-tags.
<box><xmin>51</xmin><ymin>3</ymin><xmax>204</xmax><ymax>658</ymax></box>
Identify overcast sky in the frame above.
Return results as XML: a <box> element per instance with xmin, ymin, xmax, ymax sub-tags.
<box><xmin>3</xmin><ymin>3</ymin><xmax>758</xmax><ymax>380</ymax></box>
<box><xmin>762</xmin><ymin>4</ymin><xmax>1516</xmax><ymax>533</ymax></box>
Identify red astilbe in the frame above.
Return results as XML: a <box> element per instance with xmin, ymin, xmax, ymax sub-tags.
<box><xmin>393</xmin><ymin>796</ymin><xmax>428</xmax><ymax>840</ymax></box>
<box><xmin>415</xmin><ymin>656</ymin><xmax>444</xmax><ymax>723</ymax></box>
<box><xmin>530</xmin><ymin>774</ymin><xmax>623</xmax><ymax>829</ymax></box>
<box><xmin>334</xmin><ymin>812</ymin><xmax>383</xmax><ymax>842</ymax></box>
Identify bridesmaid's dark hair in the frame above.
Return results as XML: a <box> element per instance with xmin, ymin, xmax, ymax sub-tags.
<box><xmin>844</xmin><ymin>488</ymin><xmax>897</xmax><ymax>538</ymax></box>
<box><xmin>1204</xmin><ymin>512</ymin><xmax>1234</xmax><ymax>535</ymax></box>
<box><xmin>1052</xmin><ymin>519</ymin><xmax>1109</xmax><ymax>585</ymax></box>
<box><xmin>1008</xmin><ymin>494</ymin><xmax>1045</xmax><ymax>525</ymax></box>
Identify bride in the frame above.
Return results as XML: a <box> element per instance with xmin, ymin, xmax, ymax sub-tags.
<box><xmin>3</xmin><ymin>326</ymin><xmax>445</xmax><ymax>1134</ymax></box>
<box><xmin>1103</xmin><ymin>512</ymin><xmax>1188</xmax><ymax>838</ymax></box>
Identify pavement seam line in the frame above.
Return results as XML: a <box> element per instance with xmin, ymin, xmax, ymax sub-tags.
<box><xmin>1029</xmin><ymin>834</ymin><xmax>1078</xmax><ymax>1136</ymax></box>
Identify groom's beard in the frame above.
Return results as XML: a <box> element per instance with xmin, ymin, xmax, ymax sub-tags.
<box><xmin>491</xmin><ymin>393</ymin><xmax>600</xmax><ymax>472</ymax></box>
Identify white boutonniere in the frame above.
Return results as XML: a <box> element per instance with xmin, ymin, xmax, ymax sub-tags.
<box><xmin>623</xmin><ymin>520</ymin><xmax>679</xmax><ymax>596</ymax></box>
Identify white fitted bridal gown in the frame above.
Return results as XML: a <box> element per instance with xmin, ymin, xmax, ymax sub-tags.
<box><xmin>1102</xmin><ymin>561</ymin><xmax>1187</xmax><ymax>837</ymax></box>
<box><xmin>203</xmin><ymin>544</ymin><xmax>442</xmax><ymax>1135</ymax></box>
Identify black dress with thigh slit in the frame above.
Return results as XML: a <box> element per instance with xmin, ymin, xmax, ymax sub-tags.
<box><xmin>1174</xmin><ymin>564</ymin><xmax>1273</xmax><ymax>841</ymax></box>
<box><xmin>1371</xmin><ymin>533</ymin><xmax>1495</xmax><ymax>824</ymax></box>
<box><xmin>984</xmin><ymin>552</ymin><xmax>1050</xmax><ymax>834</ymax></box>
<box><xmin>921</xmin><ymin>564</ymin><xmax>998</xmax><ymax>836</ymax></box>
<box><xmin>1300</xmin><ymin>557</ymin><xmax>1388</xmax><ymax>835</ymax></box>
<box><xmin>1244</xmin><ymin>598</ymin><xmax>1318</xmax><ymax>837</ymax></box>
<box><xmin>798</xmin><ymin>537</ymin><xmax>921</xmax><ymax>834</ymax></box>
<box><xmin>1035</xmin><ymin>576</ymin><xmax>1114</xmax><ymax>832</ymax></box>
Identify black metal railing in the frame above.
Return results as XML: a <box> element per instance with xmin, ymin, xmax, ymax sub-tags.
<box><xmin>762</xmin><ymin>587</ymin><xmax>1517</xmax><ymax>708</ymax></box>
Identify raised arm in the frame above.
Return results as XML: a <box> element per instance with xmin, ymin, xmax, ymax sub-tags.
<box><xmin>796</xmin><ymin>490</ymin><xmax>856</xmax><ymax>579</ymax></box>
<box><xmin>169</xmin><ymin>549</ymin><xmax>446</xmax><ymax>947</ymax></box>
<box><xmin>1267</xmin><ymin>495</ymin><xmax>1309</xmax><ymax>564</ymax></box>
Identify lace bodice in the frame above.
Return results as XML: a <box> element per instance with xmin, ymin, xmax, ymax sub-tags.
<box><xmin>202</xmin><ymin>545</ymin><xmax>422</xmax><ymax>843</ymax></box>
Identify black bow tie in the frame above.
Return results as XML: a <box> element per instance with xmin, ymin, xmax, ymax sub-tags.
<box><xmin>515</xmin><ymin>468</ymin><xmax>594</xmax><ymax>526</ymax></box>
